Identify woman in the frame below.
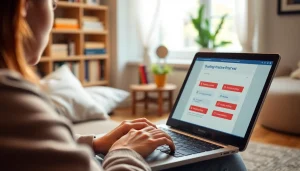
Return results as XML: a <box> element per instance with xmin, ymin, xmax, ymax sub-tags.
<box><xmin>0</xmin><ymin>0</ymin><xmax>246</xmax><ymax>170</ymax></box>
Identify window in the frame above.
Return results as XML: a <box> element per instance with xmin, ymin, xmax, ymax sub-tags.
<box><xmin>159</xmin><ymin>0</ymin><xmax>242</xmax><ymax>60</ymax></box>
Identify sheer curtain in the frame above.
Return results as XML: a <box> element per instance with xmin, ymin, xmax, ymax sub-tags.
<box><xmin>235</xmin><ymin>0</ymin><xmax>256</xmax><ymax>52</ymax></box>
<box><xmin>134</xmin><ymin>0</ymin><xmax>161</xmax><ymax>67</ymax></box>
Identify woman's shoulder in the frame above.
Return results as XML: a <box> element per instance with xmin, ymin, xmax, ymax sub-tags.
<box><xmin>0</xmin><ymin>69</ymin><xmax>44</xmax><ymax>97</ymax></box>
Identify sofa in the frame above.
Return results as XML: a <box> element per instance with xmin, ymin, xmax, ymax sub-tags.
<box><xmin>259</xmin><ymin>67</ymin><xmax>300</xmax><ymax>134</ymax></box>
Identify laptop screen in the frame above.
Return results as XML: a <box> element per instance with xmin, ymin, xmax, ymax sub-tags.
<box><xmin>172</xmin><ymin>57</ymin><xmax>273</xmax><ymax>138</ymax></box>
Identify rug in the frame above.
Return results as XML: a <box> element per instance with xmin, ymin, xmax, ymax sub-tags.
<box><xmin>241</xmin><ymin>142</ymin><xmax>300</xmax><ymax>171</ymax></box>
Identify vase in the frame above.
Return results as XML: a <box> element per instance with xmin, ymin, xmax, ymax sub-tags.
<box><xmin>154</xmin><ymin>74</ymin><xmax>167</xmax><ymax>88</ymax></box>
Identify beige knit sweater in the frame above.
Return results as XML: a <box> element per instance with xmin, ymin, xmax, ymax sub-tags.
<box><xmin>0</xmin><ymin>70</ymin><xmax>151</xmax><ymax>171</ymax></box>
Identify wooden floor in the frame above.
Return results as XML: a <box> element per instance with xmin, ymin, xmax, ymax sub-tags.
<box><xmin>112</xmin><ymin>106</ymin><xmax>300</xmax><ymax>149</ymax></box>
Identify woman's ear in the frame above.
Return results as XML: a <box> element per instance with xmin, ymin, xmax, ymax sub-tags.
<box><xmin>21</xmin><ymin>0</ymin><xmax>30</xmax><ymax>18</ymax></box>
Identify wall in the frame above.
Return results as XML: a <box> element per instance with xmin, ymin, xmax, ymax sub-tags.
<box><xmin>259</xmin><ymin>0</ymin><xmax>300</xmax><ymax>71</ymax></box>
<box><xmin>106</xmin><ymin>0</ymin><xmax>300</xmax><ymax>107</ymax></box>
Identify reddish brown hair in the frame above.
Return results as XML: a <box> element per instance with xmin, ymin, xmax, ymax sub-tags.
<box><xmin>0</xmin><ymin>0</ymin><xmax>38</xmax><ymax>83</ymax></box>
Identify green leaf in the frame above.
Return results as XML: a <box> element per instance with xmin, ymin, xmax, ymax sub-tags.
<box><xmin>213</xmin><ymin>41</ymin><xmax>232</xmax><ymax>48</ymax></box>
<box><xmin>151</xmin><ymin>64</ymin><xmax>172</xmax><ymax>75</ymax></box>
<box><xmin>212</xmin><ymin>14</ymin><xmax>227</xmax><ymax>43</ymax></box>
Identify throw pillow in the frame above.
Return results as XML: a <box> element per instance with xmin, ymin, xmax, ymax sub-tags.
<box><xmin>41</xmin><ymin>65</ymin><xmax>108</xmax><ymax>122</ymax></box>
<box><xmin>85</xmin><ymin>86</ymin><xmax>129</xmax><ymax>114</ymax></box>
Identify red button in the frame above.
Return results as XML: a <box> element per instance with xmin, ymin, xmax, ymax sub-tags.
<box><xmin>199</xmin><ymin>81</ymin><xmax>218</xmax><ymax>89</ymax></box>
<box><xmin>216</xmin><ymin>101</ymin><xmax>237</xmax><ymax>110</ymax></box>
<box><xmin>222</xmin><ymin>84</ymin><xmax>244</xmax><ymax>93</ymax></box>
<box><xmin>189</xmin><ymin>105</ymin><xmax>208</xmax><ymax>114</ymax></box>
<box><xmin>212</xmin><ymin>110</ymin><xmax>233</xmax><ymax>120</ymax></box>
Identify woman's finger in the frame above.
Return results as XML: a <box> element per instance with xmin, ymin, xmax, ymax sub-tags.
<box><xmin>153</xmin><ymin>137</ymin><xmax>176</xmax><ymax>153</ymax></box>
<box><xmin>120</xmin><ymin>122</ymin><xmax>149</xmax><ymax>135</ymax></box>
<box><xmin>131</xmin><ymin>118</ymin><xmax>157</xmax><ymax>128</ymax></box>
<box><xmin>152</xmin><ymin>133</ymin><xmax>173</xmax><ymax>141</ymax></box>
<box><xmin>142</xmin><ymin>126</ymin><xmax>156</xmax><ymax>132</ymax></box>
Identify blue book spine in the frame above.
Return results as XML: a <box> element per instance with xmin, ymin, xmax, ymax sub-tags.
<box><xmin>84</xmin><ymin>49</ymin><xmax>106</xmax><ymax>55</ymax></box>
<box><xmin>85</xmin><ymin>61</ymin><xmax>89</xmax><ymax>82</ymax></box>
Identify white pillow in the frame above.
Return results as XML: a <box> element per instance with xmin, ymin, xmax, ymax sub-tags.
<box><xmin>41</xmin><ymin>65</ymin><xmax>108</xmax><ymax>122</ymax></box>
<box><xmin>85</xmin><ymin>87</ymin><xmax>129</xmax><ymax>114</ymax></box>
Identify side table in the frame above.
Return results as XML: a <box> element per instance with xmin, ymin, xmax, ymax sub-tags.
<box><xmin>130</xmin><ymin>84</ymin><xmax>177</xmax><ymax>116</ymax></box>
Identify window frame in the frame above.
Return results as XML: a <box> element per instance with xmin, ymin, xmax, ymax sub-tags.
<box><xmin>163</xmin><ymin>0</ymin><xmax>242</xmax><ymax>63</ymax></box>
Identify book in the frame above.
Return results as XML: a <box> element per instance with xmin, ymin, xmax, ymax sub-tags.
<box><xmin>89</xmin><ymin>61</ymin><xmax>100</xmax><ymax>82</ymax></box>
<box><xmin>84</xmin><ymin>42</ymin><xmax>105</xmax><ymax>49</ymax></box>
<box><xmin>139</xmin><ymin>65</ymin><xmax>147</xmax><ymax>84</ymax></box>
<box><xmin>85</xmin><ymin>61</ymin><xmax>89</xmax><ymax>82</ymax></box>
<box><xmin>84</xmin><ymin>48</ymin><xmax>106</xmax><ymax>55</ymax></box>
<box><xmin>55</xmin><ymin>18</ymin><xmax>78</xmax><ymax>25</ymax></box>
<box><xmin>52</xmin><ymin>44</ymin><xmax>68</xmax><ymax>50</ymax></box>
<box><xmin>99</xmin><ymin>60</ymin><xmax>105</xmax><ymax>80</ymax></box>
<box><xmin>54</xmin><ymin>24</ymin><xmax>79</xmax><ymax>29</ymax></box>
<box><xmin>51</xmin><ymin>44</ymin><xmax>68</xmax><ymax>58</ymax></box>
<box><xmin>82</xmin><ymin>21</ymin><xmax>104</xmax><ymax>31</ymax></box>
<box><xmin>67</xmin><ymin>41</ymin><xmax>75</xmax><ymax>56</ymax></box>
<box><xmin>83</xmin><ymin>16</ymin><xmax>100</xmax><ymax>22</ymax></box>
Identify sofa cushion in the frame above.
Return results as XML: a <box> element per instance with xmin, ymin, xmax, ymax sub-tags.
<box><xmin>73</xmin><ymin>119</ymin><xmax>120</xmax><ymax>135</ymax></box>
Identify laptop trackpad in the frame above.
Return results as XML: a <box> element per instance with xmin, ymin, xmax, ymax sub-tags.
<box><xmin>146</xmin><ymin>150</ymin><xmax>172</xmax><ymax>162</ymax></box>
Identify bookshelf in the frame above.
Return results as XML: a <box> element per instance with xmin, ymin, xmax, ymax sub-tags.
<box><xmin>38</xmin><ymin>0</ymin><xmax>110</xmax><ymax>87</ymax></box>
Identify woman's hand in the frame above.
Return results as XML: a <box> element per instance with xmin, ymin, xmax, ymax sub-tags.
<box><xmin>109</xmin><ymin>126</ymin><xmax>175</xmax><ymax>158</ymax></box>
<box><xmin>93</xmin><ymin>118</ymin><xmax>157</xmax><ymax>154</ymax></box>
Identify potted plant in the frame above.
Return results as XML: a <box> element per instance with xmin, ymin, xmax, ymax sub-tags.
<box><xmin>151</xmin><ymin>64</ymin><xmax>172</xmax><ymax>88</ymax></box>
<box><xmin>191</xmin><ymin>4</ymin><xmax>231</xmax><ymax>51</ymax></box>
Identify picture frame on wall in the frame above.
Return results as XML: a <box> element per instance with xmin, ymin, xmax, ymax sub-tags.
<box><xmin>278</xmin><ymin>0</ymin><xmax>300</xmax><ymax>14</ymax></box>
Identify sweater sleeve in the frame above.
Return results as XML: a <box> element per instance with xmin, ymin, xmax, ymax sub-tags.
<box><xmin>0</xmin><ymin>71</ymin><xmax>151</xmax><ymax>171</ymax></box>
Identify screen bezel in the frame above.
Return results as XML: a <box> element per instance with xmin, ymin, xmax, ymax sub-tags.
<box><xmin>166</xmin><ymin>52</ymin><xmax>280</xmax><ymax>151</ymax></box>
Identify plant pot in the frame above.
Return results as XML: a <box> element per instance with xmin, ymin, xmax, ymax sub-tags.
<box><xmin>200</xmin><ymin>48</ymin><xmax>215</xmax><ymax>52</ymax></box>
<box><xmin>154</xmin><ymin>74</ymin><xmax>167</xmax><ymax>88</ymax></box>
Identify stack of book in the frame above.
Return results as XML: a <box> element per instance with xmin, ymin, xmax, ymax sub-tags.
<box><xmin>54</xmin><ymin>62</ymin><xmax>80</xmax><ymax>79</ymax></box>
<box><xmin>51</xmin><ymin>44</ymin><xmax>68</xmax><ymax>58</ymax></box>
<box><xmin>82</xmin><ymin>16</ymin><xmax>104</xmax><ymax>31</ymax></box>
<box><xmin>84</xmin><ymin>60</ymin><xmax>105</xmax><ymax>82</ymax></box>
<box><xmin>51</xmin><ymin>42</ymin><xmax>75</xmax><ymax>57</ymax></box>
<box><xmin>84</xmin><ymin>41</ymin><xmax>106</xmax><ymax>55</ymax></box>
<box><xmin>54</xmin><ymin>18</ymin><xmax>79</xmax><ymax>30</ymax></box>
<box><xmin>139</xmin><ymin>65</ymin><xmax>149</xmax><ymax>84</ymax></box>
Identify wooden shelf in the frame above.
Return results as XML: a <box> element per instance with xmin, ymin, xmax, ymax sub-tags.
<box><xmin>39</xmin><ymin>2</ymin><xmax>110</xmax><ymax>87</ymax></box>
<box><xmin>83</xmin><ymin>30</ymin><xmax>108</xmax><ymax>35</ymax></box>
<box><xmin>52</xmin><ymin>29</ymin><xmax>81</xmax><ymax>34</ymax></box>
<box><xmin>57</xmin><ymin>1</ymin><xmax>81</xmax><ymax>8</ymax></box>
<box><xmin>52</xmin><ymin>56</ymin><xmax>82</xmax><ymax>61</ymax></box>
<box><xmin>83</xmin><ymin>80</ymin><xmax>109</xmax><ymax>87</ymax></box>
<box><xmin>84</xmin><ymin>55</ymin><xmax>109</xmax><ymax>60</ymax></box>
<box><xmin>83</xmin><ymin>4</ymin><xmax>108</xmax><ymax>10</ymax></box>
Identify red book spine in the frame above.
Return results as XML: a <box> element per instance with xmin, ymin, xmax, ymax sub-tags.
<box><xmin>142</xmin><ymin>66</ymin><xmax>148</xmax><ymax>84</ymax></box>
<box><xmin>139</xmin><ymin>65</ymin><xmax>147</xmax><ymax>84</ymax></box>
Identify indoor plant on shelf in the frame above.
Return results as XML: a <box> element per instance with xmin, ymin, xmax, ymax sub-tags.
<box><xmin>151</xmin><ymin>64</ymin><xmax>172</xmax><ymax>88</ymax></box>
<box><xmin>191</xmin><ymin>4</ymin><xmax>231</xmax><ymax>51</ymax></box>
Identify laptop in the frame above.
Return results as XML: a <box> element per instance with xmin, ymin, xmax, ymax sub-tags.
<box><xmin>147</xmin><ymin>52</ymin><xmax>280</xmax><ymax>171</ymax></box>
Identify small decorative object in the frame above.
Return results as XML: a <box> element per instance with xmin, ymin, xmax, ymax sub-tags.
<box><xmin>151</xmin><ymin>45</ymin><xmax>172</xmax><ymax>88</ymax></box>
<box><xmin>278</xmin><ymin>0</ymin><xmax>300</xmax><ymax>15</ymax></box>
<box><xmin>191</xmin><ymin>4</ymin><xmax>231</xmax><ymax>51</ymax></box>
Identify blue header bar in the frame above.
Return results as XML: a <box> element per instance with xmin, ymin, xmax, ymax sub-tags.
<box><xmin>197</xmin><ymin>58</ymin><xmax>273</xmax><ymax>65</ymax></box>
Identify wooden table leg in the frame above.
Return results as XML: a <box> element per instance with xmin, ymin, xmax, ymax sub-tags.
<box><xmin>169</xmin><ymin>91</ymin><xmax>173</xmax><ymax>112</ymax></box>
<box><xmin>132</xmin><ymin>91</ymin><xmax>136</xmax><ymax>115</ymax></box>
<box><xmin>158</xmin><ymin>91</ymin><xmax>163</xmax><ymax>116</ymax></box>
<box><xmin>144</xmin><ymin>92</ymin><xmax>148</xmax><ymax>112</ymax></box>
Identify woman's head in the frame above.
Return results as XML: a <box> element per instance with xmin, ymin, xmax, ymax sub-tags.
<box><xmin>0</xmin><ymin>0</ymin><xmax>56</xmax><ymax>82</ymax></box>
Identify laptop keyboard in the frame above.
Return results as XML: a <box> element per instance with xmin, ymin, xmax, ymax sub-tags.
<box><xmin>157</xmin><ymin>128</ymin><xmax>223</xmax><ymax>157</ymax></box>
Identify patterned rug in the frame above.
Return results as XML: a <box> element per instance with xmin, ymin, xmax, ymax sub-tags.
<box><xmin>241</xmin><ymin>142</ymin><xmax>300</xmax><ymax>171</ymax></box>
